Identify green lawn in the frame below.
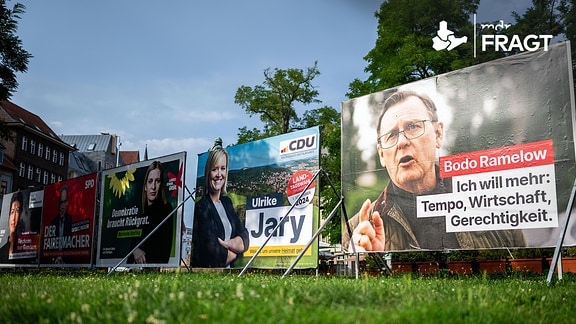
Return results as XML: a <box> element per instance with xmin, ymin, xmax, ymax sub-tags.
<box><xmin>1</xmin><ymin>269</ymin><xmax>574</xmax><ymax>323</ymax></box>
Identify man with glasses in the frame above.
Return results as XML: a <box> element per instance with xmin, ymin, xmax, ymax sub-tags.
<box><xmin>344</xmin><ymin>91</ymin><xmax>525</xmax><ymax>251</ymax></box>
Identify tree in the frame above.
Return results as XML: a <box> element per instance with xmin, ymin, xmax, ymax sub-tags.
<box><xmin>234</xmin><ymin>62</ymin><xmax>321</xmax><ymax>143</ymax></box>
<box><xmin>347</xmin><ymin>0</ymin><xmax>481</xmax><ymax>98</ymax></box>
<box><xmin>348</xmin><ymin>0</ymin><xmax>567</xmax><ymax>99</ymax></box>
<box><xmin>0</xmin><ymin>0</ymin><xmax>32</xmax><ymax>142</ymax></box>
<box><xmin>554</xmin><ymin>0</ymin><xmax>575</xmax><ymax>63</ymax></box>
<box><xmin>511</xmin><ymin>0</ymin><xmax>564</xmax><ymax>36</ymax></box>
<box><xmin>559</xmin><ymin>0</ymin><xmax>576</xmax><ymax>54</ymax></box>
<box><xmin>298</xmin><ymin>106</ymin><xmax>342</xmax><ymax>244</ymax></box>
<box><xmin>0</xmin><ymin>0</ymin><xmax>31</xmax><ymax>101</ymax></box>
<box><xmin>235</xmin><ymin>63</ymin><xmax>344</xmax><ymax>243</ymax></box>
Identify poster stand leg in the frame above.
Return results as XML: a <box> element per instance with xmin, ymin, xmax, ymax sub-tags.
<box><xmin>281</xmin><ymin>196</ymin><xmax>343</xmax><ymax>278</ymax></box>
<box><xmin>238</xmin><ymin>167</ymin><xmax>360</xmax><ymax>279</ymax></box>
<box><xmin>107</xmin><ymin>186</ymin><xmax>195</xmax><ymax>276</ymax></box>
<box><xmin>282</xmin><ymin>168</ymin><xmax>363</xmax><ymax>278</ymax></box>
<box><xmin>238</xmin><ymin>168</ymin><xmax>324</xmax><ymax>277</ymax></box>
<box><xmin>179</xmin><ymin>186</ymin><xmax>195</xmax><ymax>273</ymax></box>
<box><xmin>546</xmin><ymin>177</ymin><xmax>576</xmax><ymax>284</ymax></box>
<box><xmin>341</xmin><ymin>193</ymin><xmax>361</xmax><ymax>279</ymax></box>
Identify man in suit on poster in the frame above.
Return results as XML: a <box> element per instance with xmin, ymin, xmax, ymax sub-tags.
<box><xmin>51</xmin><ymin>185</ymin><xmax>73</xmax><ymax>263</ymax></box>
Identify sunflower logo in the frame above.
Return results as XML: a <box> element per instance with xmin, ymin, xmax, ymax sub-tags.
<box><xmin>107</xmin><ymin>169</ymin><xmax>136</xmax><ymax>198</ymax></box>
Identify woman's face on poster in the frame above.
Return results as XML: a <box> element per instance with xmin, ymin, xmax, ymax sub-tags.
<box><xmin>145</xmin><ymin>168</ymin><xmax>162</xmax><ymax>205</ymax></box>
<box><xmin>9</xmin><ymin>200</ymin><xmax>21</xmax><ymax>234</ymax></box>
<box><xmin>209</xmin><ymin>154</ymin><xmax>227</xmax><ymax>195</ymax></box>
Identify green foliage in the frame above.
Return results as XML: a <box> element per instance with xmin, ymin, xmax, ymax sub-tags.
<box><xmin>234</xmin><ymin>63</ymin><xmax>342</xmax><ymax>243</ymax></box>
<box><xmin>510</xmin><ymin>0</ymin><xmax>564</xmax><ymax>37</ymax></box>
<box><xmin>234</xmin><ymin>62</ymin><xmax>321</xmax><ymax>140</ymax></box>
<box><xmin>236</xmin><ymin>126</ymin><xmax>265</xmax><ymax>145</ymax></box>
<box><xmin>298</xmin><ymin>106</ymin><xmax>342</xmax><ymax>244</ymax></box>
<box><xmin>347</xmin><ymin>0</ymin><xmax>482</xmax><ymax>97</ymax></box>
<box><xmin>346</xmin><ymin>0</ymin><xmax>568</xmax><ymax>99</ymax></box>
<box><xmin>477</xmin><ymin>249</ymin><xmax>509</xmax><ymax>260</ymax></box>
<box><xmin>559</xmin><ymin>0</ymin><xmax>576</xmax><ymax>47</ymax></box>
<box><xmin>0</xmin><ymin>0</ymin><xmax>31</xmax><ymax>142</ymax></box>
<box><xmin>0</xmin><ymin>0</ymin><xmax>32</xmax><ymax>101</ymax></box>
<box><xmin>3</xmin><ymin>271</ymin><xmax>576</xmax><ymax>322</ymax></box>
<box><xmin>512</xmin><ymin>248</ymin><xmax>554</xmax><ymax>259</ymax></box>
<box><xmin>394</xmin><ymin>251</ymin><xmax>441</xmax><ymax>262</ymax></box>
<box><xmin>446</xmin><ymin>250</ymin><xmax>479</xmax><ymax>261</ymax></box>
<box><xmin>566</xmin><ymin>246</ymin><xmax>576</xmax><ymax>257</ymax></box>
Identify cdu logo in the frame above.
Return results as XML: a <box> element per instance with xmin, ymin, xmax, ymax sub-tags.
<box><xmin>279</xmin><ymin>134</ymin><xmax>317</xmax><ymax>155</ymax></box>
<box><xmin>432</xmin><ymin>20</ymin><xmax>468</xmax><ymax>51</ymax></box>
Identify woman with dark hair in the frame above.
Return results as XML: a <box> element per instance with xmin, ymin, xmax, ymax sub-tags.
<box><xmin>0</xmin><ymin>191</ymin><xmax>25</xmax><ymax>261</ymax></box>
<box><xmin>131</xmin><ymin>161</ymin><xmax>174</xmax><ymax>264</ymax></box>
<box><xmin>192</xmin><ymin>145</ymin><xmax>249</xmax><ymax>268</ymax></box>
<box><xmin>9</xmin><ymin>191</ymin><xmax>25</xmax><ymax>253</ymax></box>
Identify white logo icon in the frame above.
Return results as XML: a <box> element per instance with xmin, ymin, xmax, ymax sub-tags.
<box><xmin>432</xmin><ymin>21</ymin><xmax>468</xmax><ymax>51</ymax></box>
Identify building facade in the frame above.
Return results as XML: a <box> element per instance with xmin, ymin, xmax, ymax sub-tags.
<box><xmin>0</xmin><ymin>101</ymin><xmax>74</xmax><ymax>193</ymax></box>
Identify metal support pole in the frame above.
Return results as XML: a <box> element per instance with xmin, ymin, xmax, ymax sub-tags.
<box><xmin>238</xmin><ymin>169</ymin><xmax>322</xmax><ymax>277</ymax></box>
<box><xmin>546</xmin><ymin>178</ymin><xmax>576</xmax><ymax>284</ymax></box>
<box><xmin>107</xmin><ymin>187</ymin><xmax>194</xmax><ymax>276</ymax></box>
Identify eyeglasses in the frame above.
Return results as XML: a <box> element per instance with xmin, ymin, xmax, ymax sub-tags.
<box><xmin>378</xmin><ymin>119</ymin><xmax>437</xmax><ymax>149</ymax></box>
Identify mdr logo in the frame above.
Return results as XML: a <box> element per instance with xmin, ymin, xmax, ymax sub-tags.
<box><xmin>433</xmin><ymin>15</ymin><xmax>553</xmax><ymax>57</ymax></box>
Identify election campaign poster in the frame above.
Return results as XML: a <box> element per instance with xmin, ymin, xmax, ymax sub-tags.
<box><xmin>96</xmin><ymin>152</ymin><xmax>185</xmax><ymax>268</ymax></box>
<box><xmin>0</xmin><ymin>188</ymin><xmax>43</xmax><ymax>266</ymax></box>
<box><xmin>341</xmin><ymin>41</ymin><xmax>576</xmax><ymax>252</ymax></box>
<box><xmin>192</xmin><ymin>127</ymin><xmax>320</xmax><ymax>269</ymax></box>
<box><xmin>40</xmin><ymin>173</ymin><xmax>98</xmax><ymax>267</ymax></box>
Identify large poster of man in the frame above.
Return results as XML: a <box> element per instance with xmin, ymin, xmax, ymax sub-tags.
<box><xmin>341</xmin><ymin>42</ymin><xmax>576</xmax><ymax>253</ymax></box>
<box><xmin>192</xmin><ymin>127</ymin><xmax>320</xmax><ymax>269</ymax></box>
<box><xmin>96</xmin><ymin>152</ymin><xmax>185</xmax><ymax>268</ymax></box>
<box><xmin>40</xmin><ymin>173</ymin><xmax>98</xmax><ymax>267</ymax></box>
<box><xmin>0</xmin><ymin>188</ymin><xmax>43</xmax><ymax>266</ymax></box>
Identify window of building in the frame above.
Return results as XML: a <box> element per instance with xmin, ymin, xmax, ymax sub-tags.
<box><xmin>51</xmin><ymin>173</ymin><xmax>56</xmax><ymax>184</ymax></box>
<box><xmin>28</xmin><ymin>165</ymin><xmax>33</xmax><ymax>180</ymax></box>
<box><xmin>43</xmin><ymin>171</ymin><xmax>48</xmax><ymax>185</ymax></box>
<box><xmin>52</xmin><ymin>149</ymin><xmax>58</xmax><ymax>163</ymax></box>
<box><xmin>38</xmin><ymin>143</ymin><xmax>43</xmax><ymax>157</ymax></box>
<box><xmin>58</xmin><ymin>175</ymin><xmax>63</xmax><ymax>182</ymax></box>
<box><xmin>19</xmin><ymin>162</ymin><xmax>25</xmax><ymax>177</ymax></box>
<box><xmin>31</xmin><ymin>140</ymin><xmax>36</xmax><ymax>155</ymax></box>
<box><xmin>21</xmin><ymin>136</ymin><xmax>28</xmax><ymax>151</ymax></box>
<box><xmin>36</xmin><ymin>168</ymin><xmax>41</xmax><ymax>183</ymax></box>
<box><xmin>0</xmin><ymin>181</ymin><xmax>7</xmax><ymax>196</ymax></box>
<box><xmin>45</xmin><ymin>146</ymin><xmax>51</xmax><ymax>160</ymax></box>
<box><xmin>59</xmin><ymin>152</ymin><xmax>65</xmax><ymax>166</ymax></box>
<box><xmin>87</xmin><ymin>143</ymin><xmax>96</xmax><ymax>151</ymax></box>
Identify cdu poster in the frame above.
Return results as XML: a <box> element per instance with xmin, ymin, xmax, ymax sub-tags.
<box><xmin>193</xmin><ymin>127</ymin><xmax>320</xmax><ymax>269</ymax></box>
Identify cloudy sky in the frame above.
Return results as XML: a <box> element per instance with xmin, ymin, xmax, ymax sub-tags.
<box><xmin>9</xmin><ymin>0</ymin><xmax>531</xmax><ymax>225</ymax></box>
